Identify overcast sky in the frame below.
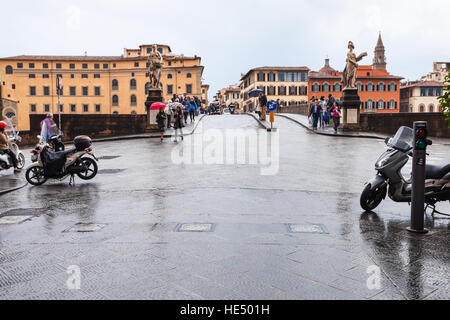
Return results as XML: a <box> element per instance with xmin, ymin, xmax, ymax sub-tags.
<box><xmin>2</xmin><ymin>0</ymin><xmax>449</xmax><ymax>99</ymax></box>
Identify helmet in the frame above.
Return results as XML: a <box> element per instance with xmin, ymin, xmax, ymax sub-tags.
<box><xmin>46</xmin><ymin>113</ymin><xmax>53</xmax><ymax>118</ymax></box>
<box><xmin>0</xmin><ymin>121</ymin><xmax>7</xmax><ymax>129</ymax></box>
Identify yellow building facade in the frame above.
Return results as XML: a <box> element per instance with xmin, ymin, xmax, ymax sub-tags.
<box><xmin>240</xmin><ymin>67</ymin><xmax>309</xmax><ymax>112</ymax></box>
<box><xmin>0</xmin><ymin>44</ymin><xmax>204</xmax><ymax>130</ymax></box>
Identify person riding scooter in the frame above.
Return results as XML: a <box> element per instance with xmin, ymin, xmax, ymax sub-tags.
<box><xmin>0</xmin><ymin>121</ymin><xmax>19</xmax><ymax>172</ymax></box>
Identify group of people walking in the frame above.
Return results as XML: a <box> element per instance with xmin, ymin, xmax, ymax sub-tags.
<box><xmin>309</xmin><ymin>94</ymin><xmax>341</xmax><ymax>133</ymax></box>
<box><xmin>156</xmin><ymin>95</ymin><xmax>203</xmax><ymax>143</ymax></box>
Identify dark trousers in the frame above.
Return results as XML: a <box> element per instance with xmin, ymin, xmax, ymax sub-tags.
<box><xmin>167</xmin><ymin>115</ymin><xmax>172</xmax><ymax>128</ymax></box>
<box><xmin>333</xmin><ymin>117</ymin><xmax>340</xmax><ymax>132</ymax></box>
<box><xmin>312</xmin><ymin>114</ymin><xmax>319</xmax><ymax>128</ymax></box>
<box><xmin>2</xmin><ymin>149</ymin><xmax>18</xmax><ymax>168</ymax></box>
<box><xmin>184</xmin><ymin>112</ymin><xmax>188</xmax><ymax>123</ymax></box>
<box><xmin>189</xmin><ymin>110</ymin><xmax>195</xmax><ymax>122</ymax></box>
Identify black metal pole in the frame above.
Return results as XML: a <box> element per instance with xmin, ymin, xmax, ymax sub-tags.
<box><xmin>407</xmin><ymin>121</ymin><xmax>428</xmax><ymax>234</ymax></box>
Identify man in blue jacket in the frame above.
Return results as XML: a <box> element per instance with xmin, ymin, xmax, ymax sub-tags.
<box><xmin>188</xmin><ymin>97</ymin><xmax>198</xmax><ymax>123</ymax></box>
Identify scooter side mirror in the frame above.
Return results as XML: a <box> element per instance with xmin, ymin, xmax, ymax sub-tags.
<box><xmin>385</xmin><ymin>137</ymin><xmax>391</xmax><ymax>145</ymax></box>
<box><xmin>37</xmin><ymin>135</ymin><xmax>42</xmax><ymax>140</ymax></box>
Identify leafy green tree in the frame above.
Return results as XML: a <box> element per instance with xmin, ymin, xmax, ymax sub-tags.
<box><xmin>438</xmin><ymin>71</ymin><xmax>450</xmax><ymax>126</ymax></box>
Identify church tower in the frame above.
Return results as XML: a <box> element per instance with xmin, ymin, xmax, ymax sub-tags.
<box><xmin>373</xmin><ymin>32</ymin><xmax>387</xmax><ymax>70</ymax></box>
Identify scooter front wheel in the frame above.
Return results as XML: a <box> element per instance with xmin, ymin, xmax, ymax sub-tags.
<box><xmin>26</xmin><ymin>166</ymin><xmax>47</xmax><ymax>186</ymax></box>
<box><xmin>360</xmin><ymin>183</ymin><xmax>387</xmax><ymax>212</ymax></box>
<box><xmin>17</xmin><ymin>153</ymin><xmax>25</xmax><ymax>169</ymax></box>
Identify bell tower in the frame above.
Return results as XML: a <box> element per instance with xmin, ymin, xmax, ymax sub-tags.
<box><xmin>373</xmin><ymin>32</ymin><xmax>387</xmax><ymax>70</ymax></box>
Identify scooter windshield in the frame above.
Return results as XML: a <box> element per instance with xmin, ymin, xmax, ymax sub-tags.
<box><xmin>387</xmin><ymin>126</ymin><xmax>414</xmax><ymax>152</ymax></box>
<box><xmin>4</xmin><ymin>119</ymin><xmax>16</xmax><ymax>138</ymax></box>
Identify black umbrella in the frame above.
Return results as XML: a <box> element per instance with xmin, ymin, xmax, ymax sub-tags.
<box><xmin>248</xmin><ymin>89</ymin><xmax>264</xmax><ymax>98</ymax></box>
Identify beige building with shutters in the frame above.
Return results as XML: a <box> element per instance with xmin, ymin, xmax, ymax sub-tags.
<box><xmin>239</xmin><ymin>67</ymin><xmax>309</xmax><ymax>112</ymax></box>
<box><xmin>0</xmin><ymin>44</ymin><xmax>204</xmax><ymax>130</ymax></box>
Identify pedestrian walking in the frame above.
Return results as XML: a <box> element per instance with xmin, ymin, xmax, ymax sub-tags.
<box><xmin>319</xmin><ymin>96</ymin><xmax>327</xmax><ymax>127</ymax></box>
<box><xmin>331</xmin><ymin>102</ymin><xmax>341</xmax><ymax>133</ymax></box>
<box><xmin>156</xmin><ymin>107</ymin><xmax>167</xmax><ymax>142</ymax></box>
<box><xmin>165</xmin><ymin>100</ymin><xmax>174</xmax><ymax>129</ymax></box>
<box><xmin>173</xmin><ymin>106</ymin><xmax>185</xmax><ymax>142</ymax></box>
<box><xmin>309</xmin><ymin>100</ymin><xmax>322</xmax><ymax>130</ymax></box>
<box><xmin>182</xmin><ymin>98</ymin><xmax>189</xmax><ymax>124</ymax></box>
<box><xmin>188</xmin><ymin>97</ymin><xmax>197</xmax><ymax>123</ymax></box>
<box><xmin>259</xmin><ymin>93</ymin><xmax>268</xmax><ymax>121</ymax></box>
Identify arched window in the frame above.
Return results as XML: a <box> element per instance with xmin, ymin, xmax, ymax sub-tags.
<box><xmin>366</xmin><ymin>82</ymin><xmax>374</xmax><ymax>92</ymax></box>
<box><xmin>333</xmin><ymin>83</ymin><xmax>341</xmax><ymax>92</ymax></box>
<box><xmin>5</xmin><ymin>66</ymin><xmax>13</xmax><ymax>74</ymax></box>
<box><xmin>112</xmin><ymin>111</ymin><xmax>119</xmax><ymax>115</ymax></box>
<box><xmin>112</xmin><ymin>79</ymin><xmax>119</xmax><ymax>90</ymax></box>
<box><xmin>429</xmin><ymin>104</ymin><xmax>434</xmax><ymax>112</ymax></box>
<box><xmin>112</xmin><ymin>95</ymin><xmax>119</xmax><ymax>106</ymax></box>
<box><xmin>322</xmin><ymin>83</ymin><xmax>330</xmax><ymax>92</ymax></box>
<box><xmin>366</xmin><ymin>99</ymin><xmax>374</xmax><ymax>110</ymax></box>
<box><xmin>312</xmin><ymin>83</ymin><xmax>320</xmax><ymax>92</ymax></box>
<box><xmin>419</xmin><ymin>104</ymin><xmax>425</xmax><ymax>112</ymax></box>
<box><xmin>130</xmin><ymin>94</ymin><xmax>137</xmax><ymax>106</ymax></box>
<box><xmin>356</xmin><ymin>82</ymin><xmax>364</xmax><ymax>92</ymax></box>
<box><xmin>187</xmin><ymin>73</ymin><xmax>192</xmax><ymax>79</ymax></box>
<box><xmin>388</xmin><ymin>99</ymin><xmax>396</xmax><ymax>109</ymax></box>
<box><xmin>167</xmin><ymin>73</ymin><xmax>173</xmax><ymax>79</ymax></box>
<box><xmin>130</xmin><ymin>78</ymin><xmax>137</xmax><ymax>90</ymax></box>
<box><xmin>377</xmin><ymin>82</ymin><xmax>386</xmax><ymax>92</ymax></box>
<box><xmin>377</xmin><ymin>99</ymin><xmax>385</xmax><ymax>109</ymax></box>
<box><xmin>439</xmin><ymin>105</ymin><xmax>442</xmax><ymax>112</ymax></box>
<box><xmin>388</xmin><ymin>82</ymin><xmax>397</xmax><ymax>92</ymax></box>
<box><xmin>131</xmin><ymin>111</ymin><xmax>137</xmax><ymax>115</ymax></box>
<box><xmin>145</xmin><ymin>82</ymin><xmax>151</xmax><ymax>95</ymax></box>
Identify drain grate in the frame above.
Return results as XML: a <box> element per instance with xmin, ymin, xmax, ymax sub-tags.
<box><xmin>175</xmin><ymin>223</ymin><xmax>215</xmax><ymax>233</ymax></box>
<box><xmin>97</xmin><ymin>156</ymin><xmax>122</xmax><ymax>160</ymax></box>
<box><xmin>63</xmin><ymin>223</ymin><xmax>107</xmax><ymax>233</ymax></box>
<box><xmin>98</xmin><ymin>169</ymin><xmax>127</xmax><ymax>174</ymax></box>
<box><xmin>0</xmin><ymin>216</ymin><xmax>33</xmax><ymax>225</ymax></box>
<box><xmin>286</xmin><ymin>224</ymin><xmax>328</xmax><ymax>234</ymax></box>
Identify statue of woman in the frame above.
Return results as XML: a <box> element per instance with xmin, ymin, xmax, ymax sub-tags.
<box><xmin>342</xmin><ymin>41</ymin><xmax>367</xmax><ymax>90</ymax></box>
<box><xmin>148</xmin><ymin>44</ymin><xmax>163</xmax><ymax>89</ymax></box>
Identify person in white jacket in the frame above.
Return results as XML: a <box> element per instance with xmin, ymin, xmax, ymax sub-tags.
<box><xmin>165</xmin><ymin>100</ymin><xmax>174</xmax><ymax>129</ymax></box>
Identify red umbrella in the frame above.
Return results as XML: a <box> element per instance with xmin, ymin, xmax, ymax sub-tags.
<box><xmin>150</xmin><ymin>102</ymin><xmax>166</xmax><ymax>110</ymax></box>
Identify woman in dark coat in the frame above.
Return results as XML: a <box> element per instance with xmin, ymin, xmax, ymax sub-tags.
<box><xmin>173</xmin><ymin>106</ymin><xmax>184</xmax><ymax>142</ymax></box>
<box><xmin>156</xmin><ymin>108</ymin><xmax>167</xmax><ymax>142</ymax></box>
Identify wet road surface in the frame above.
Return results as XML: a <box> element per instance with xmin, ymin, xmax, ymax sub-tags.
<box><xmin>0</xmin><ymin>115</ymin><xmax>449</xmax><ymax>300</ymax></box>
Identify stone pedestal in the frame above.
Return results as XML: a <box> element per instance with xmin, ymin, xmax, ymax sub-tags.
<box><xmin>145</xmin><ymin>89</ymin><xmax>163</xmax><ymax>129</ymax></box>
<box><xmin>341</xmin><ymin>88</ymin><xmax>361</xmax><ymax>131</ymax></box>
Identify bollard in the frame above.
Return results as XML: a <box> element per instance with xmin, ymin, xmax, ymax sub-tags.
<box><xmin>407</xmin><ymin>121</ymin><xmax>431</xmax><ymax>234</ymax></box>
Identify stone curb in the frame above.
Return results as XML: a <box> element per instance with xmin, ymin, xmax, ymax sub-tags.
<box><xmin>276</xmin><ymin>114</ymin><xmax>385</xmax><ymax>140</ymax></box>
<box><xmin>245</xmin><ymin>112</ymin><xmax>271</xmax><ymax>130</ymax></box>
<box><xmin>79</xmin><ymin>115</ymin><xmax>207</xmax><ymax>144</ymax></box>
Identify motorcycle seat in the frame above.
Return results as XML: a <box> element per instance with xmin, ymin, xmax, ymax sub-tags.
<box><xmin>426</xmin><ymin>160</ymin><xmax>450</xmax><ymax>179</ymax></box>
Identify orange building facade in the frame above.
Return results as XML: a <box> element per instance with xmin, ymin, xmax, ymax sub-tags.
<box><xmin>308</xmin><ymin>34</ymin><xmax>403</xmax><ymax>113</ymax></box>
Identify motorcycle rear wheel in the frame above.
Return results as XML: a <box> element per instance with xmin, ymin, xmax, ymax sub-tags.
<box><xmin>26</xmin><ymin>166</ymin><xmax>47</xmax><ymax>186</ymax></box>
<box><xmin>360</xmin><ymin>183</ymin><xmax>387</xmax><ymax>212</ymax></box>
<box><xmin>77</xmin><ymin>157</ymin><xmax>98</xmax><ymax>180</ymax></box>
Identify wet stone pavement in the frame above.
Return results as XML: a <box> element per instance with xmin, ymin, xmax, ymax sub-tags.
<box><xmin>0</xmin><ymin>115</ymin><xmax>449</xmax><ymax>300</ymax></box>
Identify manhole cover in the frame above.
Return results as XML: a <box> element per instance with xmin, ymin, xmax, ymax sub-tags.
<box><xmin>286</xmin><ymin>224</ymin><xmax>328</xmax><ymax>234</ymax></box>
<box><xmin>0</xmin><ymin>216</ymin><xmax>33</xmax><ymax>225</ymax></box>
<box><xmin>175</xmin><ymin>223</ymin><xmax>215</xmax><ymax>232</ymax></box>
<box><xmin>63</xmin><ymin>223</ymin><xmax>107</xmax><ymax>233</ymax></box>
<box><xmin>98</xmin><ymin>169</ymin><xmax>126</xmax><ymax>174</ymax></box>
<box><xmin>97</xmin><ymin>156</ymin><xmax>122</xmax><ymax>160</ymax></box>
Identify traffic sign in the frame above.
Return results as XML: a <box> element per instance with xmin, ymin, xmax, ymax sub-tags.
<box><xmin>267</xmin><ymin>100</ymin><xmax>278</xmax><ymax>112</ymax></box>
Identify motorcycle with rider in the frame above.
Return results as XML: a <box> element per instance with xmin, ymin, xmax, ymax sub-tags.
<box><xmin>0</xmin><ymin>119</ymin><xmax>25</xmax><ymax>173</ymax></box>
